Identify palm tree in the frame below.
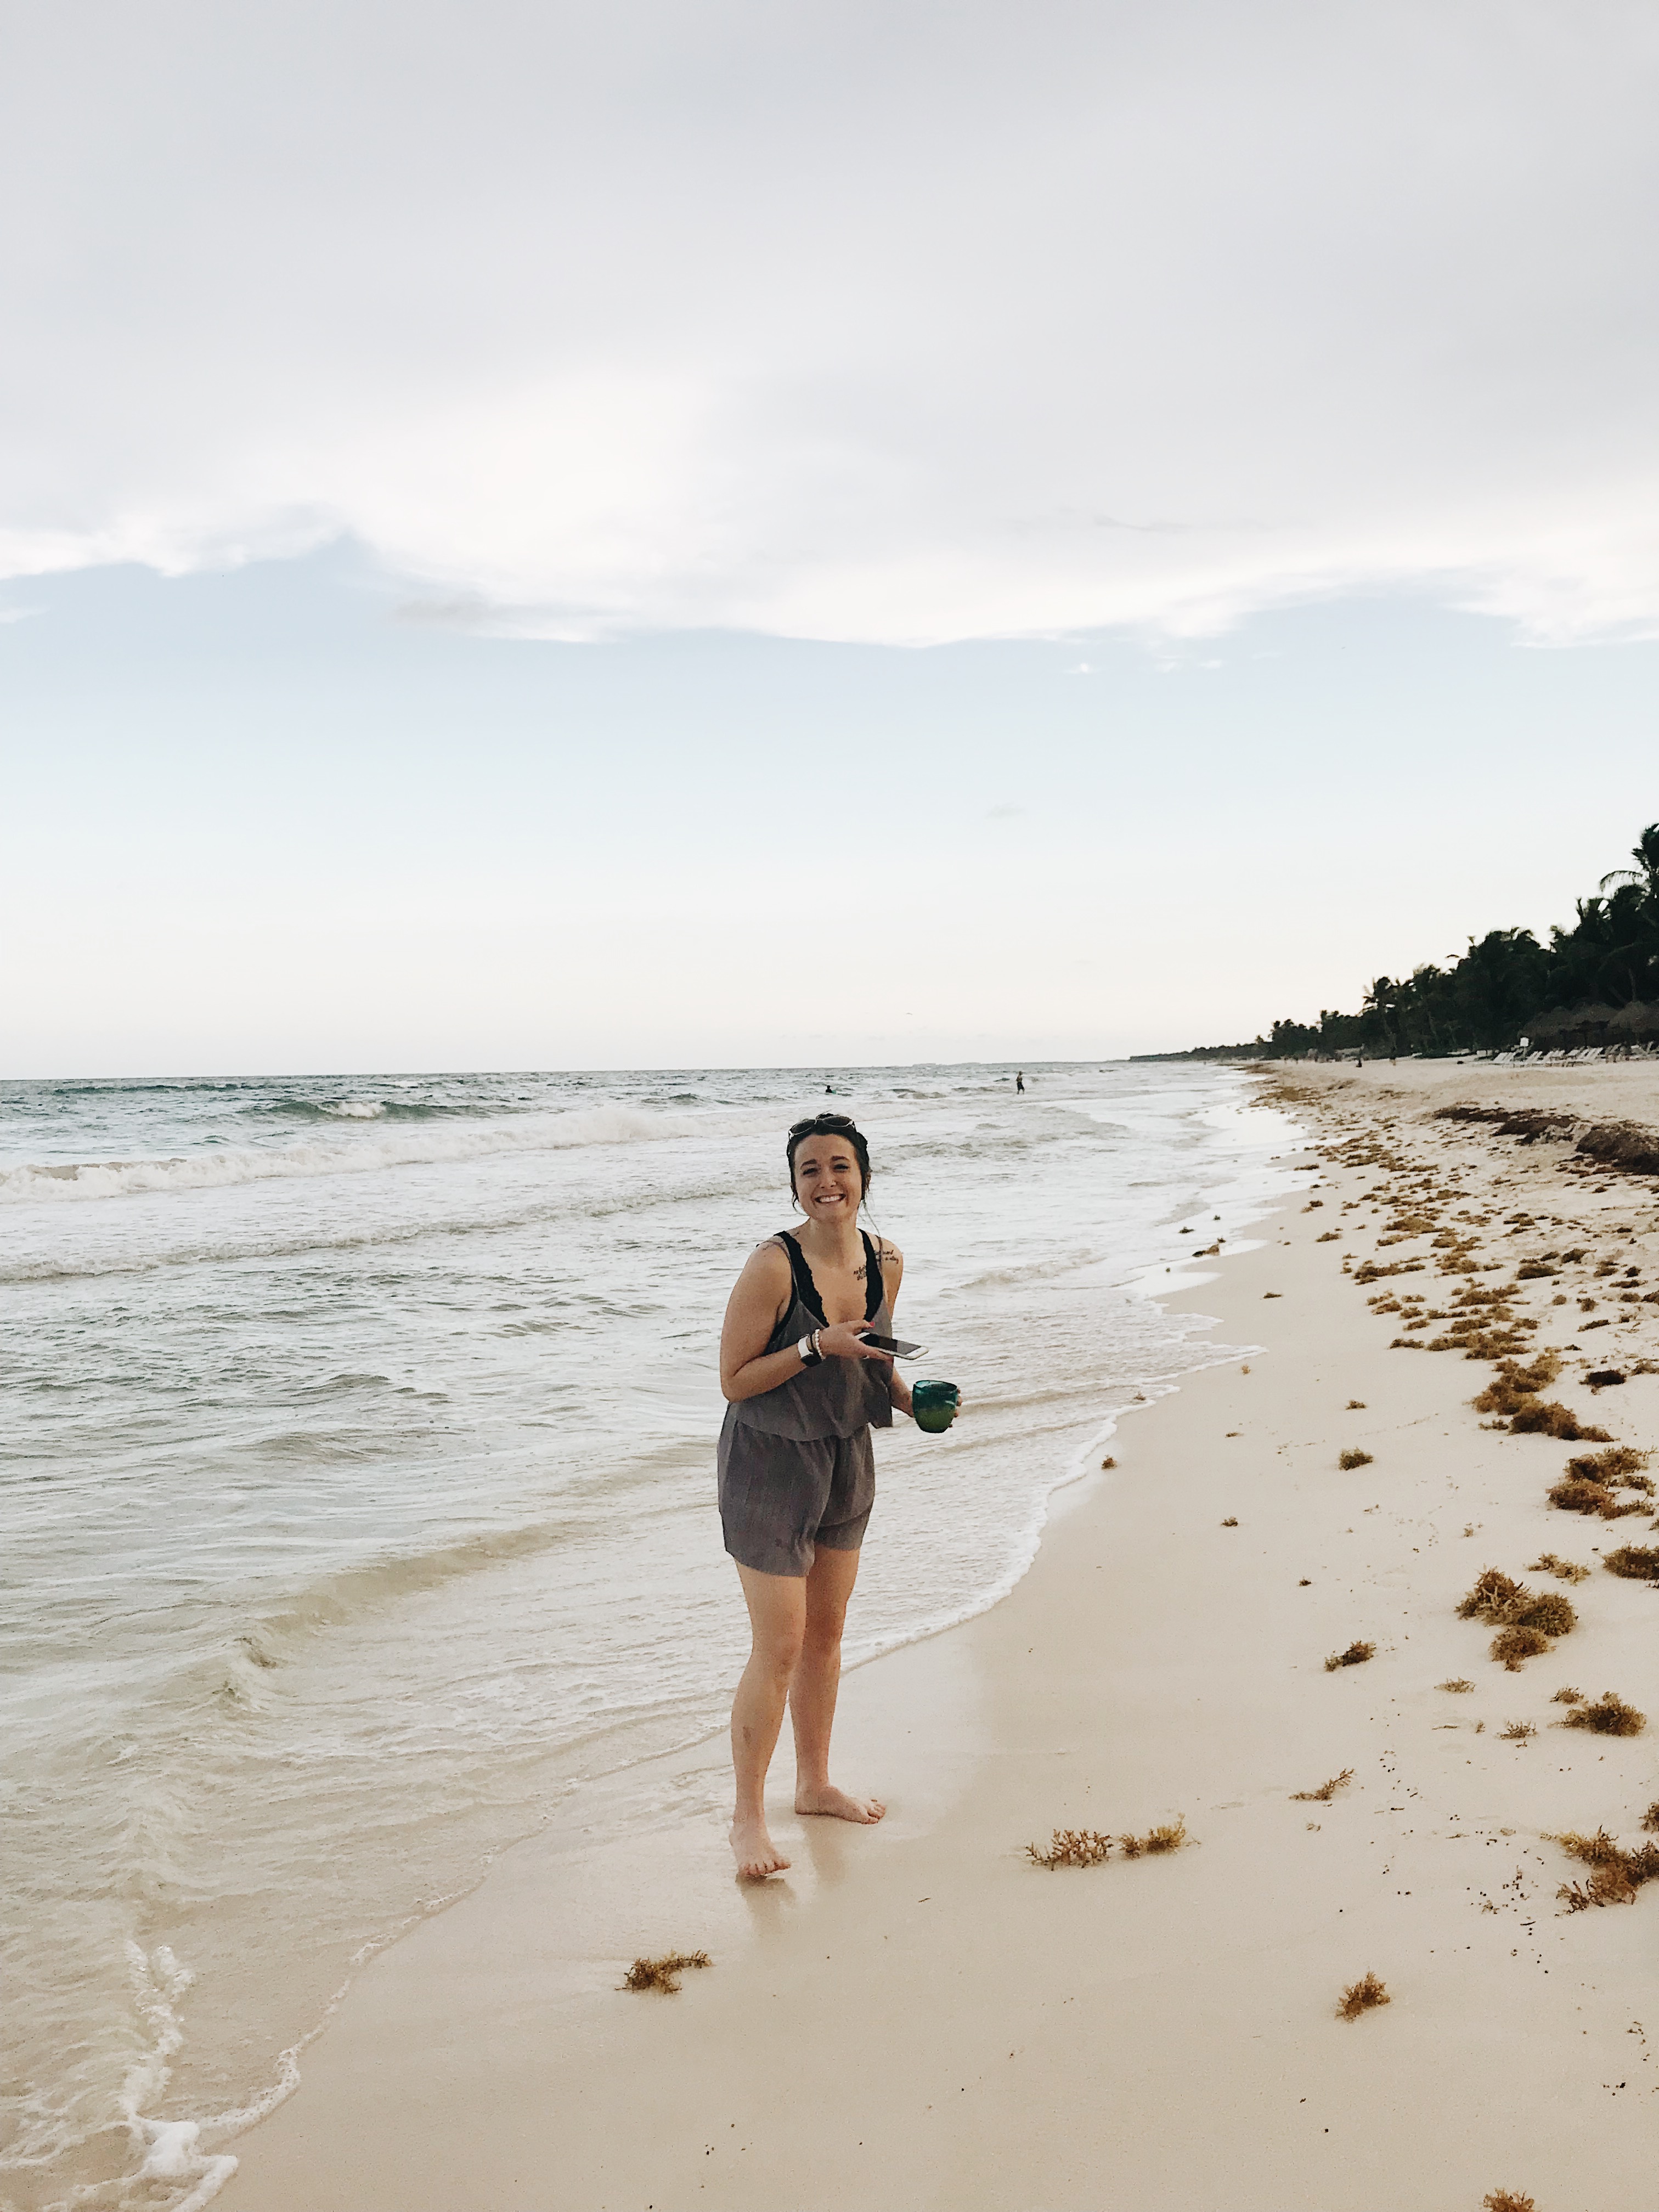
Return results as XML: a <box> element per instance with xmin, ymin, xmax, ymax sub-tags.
<box><xmin>1599</xmin><ymin>821</ymin><xmax>1659</xmax><ymax>898</ymax></box>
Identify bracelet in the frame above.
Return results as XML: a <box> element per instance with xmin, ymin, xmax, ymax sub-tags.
<box><xmin>798</xmin><ymin>1332</ymin><xmax>823</xmax><ymax>1366</ymax></box>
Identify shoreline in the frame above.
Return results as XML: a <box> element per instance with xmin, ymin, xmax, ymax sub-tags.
<box><xmin>226</xmin><ymin>1064</ymin><xmax>1659</xmax><ymax>2211</ymax></box>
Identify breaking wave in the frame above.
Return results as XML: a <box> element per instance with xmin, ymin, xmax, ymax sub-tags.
<box><xmin>0</xmin><ymin>1102</ymin><xmax>706</xmax><ymax>1205</ymax></box>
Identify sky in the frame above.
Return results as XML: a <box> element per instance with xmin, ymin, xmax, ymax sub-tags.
<box><xmin>3</xmin><ymin>0</ymin><xmax>1658</xmax><ymax>1074</ymax></box>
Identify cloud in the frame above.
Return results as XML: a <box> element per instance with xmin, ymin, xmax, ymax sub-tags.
<box><xmin>4</xmin><ymin>0</ymin><xmax>1659</xmax><ymax>643</ymax></box>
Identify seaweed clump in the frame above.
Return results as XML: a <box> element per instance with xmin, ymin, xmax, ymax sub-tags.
<box><xmin>1472</xmin><ymin>1358</ymin><xmax>1611</xmax><ymax>1442</ymax></box>
<box><xmin>1457</xmin><ymin>1569</ymin><xmax>1576</xmax><ymax>1629</ymax></box>
<box><xmin>1553</xmin><ymin>1827</ymin><xmax>1659</xmax><ymax>1910</ymax></box>
<box><xmin>1604</xmin><ymin>1544</ymin><xmax>1659</xmax><ymax>1582</ymax></box>
<box><xmin>1291</xmin><ymin>1769</ymin><xmax>1354</xmax><ymax>1803</ymax></box>
<box><xmin>1528</xmin><ymin>1553</ymin><xmax>1590</xmax><ymax>1582</ymax></box>
<box><xmin>622</xmin><ymin>1950</ymin><xmax>712</xmax><ymax>1993</ymax></box>
<box><xmin>1573</xmin><ymin>1119</ymin><xmax>1659</xmax><ymax>1177</ymax></box>
<box><xmin>1338</xmin><ymin>1448</ymin><xmax>1373</xmax><ymax>1470</ymax></box>
<box><xmin>1548</xmin><ymin>1474</ymin><xmax>1649</xmax><ymax>1520</ymax></box>
<box><xmin>1549</xmin><ymin>1446</ymin><xmax>1656</xmax><ymax>1520</ymax></box>
<box><xmin>1560</xmin><ymin>1691</ymin><xmax>1646</xmax><ymax>1737</ymax></box>
<box><xmin>1482</xmin><ymin>2193</ymin><xmax>1537</xmax><ymax>2212</ymax></box>
<box><xmin>1324</xmin><ymin>1641</ymin><xmax>1375</xmax><ymax>1672</ymax></box>
<box><xmin>1027</xmin><ymin>1819</ymin><xmax>1188</xmax><ymax>1868</ymax></box>
<box><xmin>1336</xmin><ymin>1971</ymin><xmax>1390</xmax><ymax>2021</ymax></box>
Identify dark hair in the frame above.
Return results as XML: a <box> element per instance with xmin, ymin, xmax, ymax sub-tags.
<box><xmin>786</xmin><ymin>1113</ymin><xmax>872</xmax><ymax>1203</ymax></box>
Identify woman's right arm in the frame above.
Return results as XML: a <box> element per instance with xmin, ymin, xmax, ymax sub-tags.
<box><xmin>718</xmin><ymin>1245</ymin><xmax>890</xmax><ymax>1403</ymax></box>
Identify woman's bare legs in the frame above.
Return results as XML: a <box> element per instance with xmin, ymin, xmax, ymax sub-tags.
<box><xmin>791</xmin><ymin>1544</ymin><xmax>885</xmax><ymax>1825</ymax></box>
<box><xmin>729</xmin><ymin>1549</ymin><xmax>885</xmax><ymax>1878</ymax></box>
<box><xmin>730</xmin><ymin>1564</ymin><xmax>805</xmax><ymax>1878</ymax></box>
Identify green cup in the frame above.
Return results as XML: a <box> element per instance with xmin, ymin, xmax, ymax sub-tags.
<box><xmin>911</xmin><ymin>1379</ymin><xmax>960</xmax><ymax>1434</ymax></box>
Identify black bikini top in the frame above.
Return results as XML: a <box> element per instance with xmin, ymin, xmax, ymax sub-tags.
<box><xmin>776</xmin><ymin>1229</ymin><xmax>885</xmax><ymax>1328</ymax></box>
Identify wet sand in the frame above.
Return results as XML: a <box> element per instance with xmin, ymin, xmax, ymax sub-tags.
<box><xmin>226</xmin><ymin>1061</ymin><xmax>1659</xmax><ymax>2211</ymax></box>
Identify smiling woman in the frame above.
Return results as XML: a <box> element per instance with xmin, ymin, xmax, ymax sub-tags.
<box><xmin>715</xmin><ymin>1112</ymin><xmax>912</xmax><ymax>1879</ymax></box>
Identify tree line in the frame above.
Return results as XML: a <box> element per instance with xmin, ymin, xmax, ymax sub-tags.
<box><xmin>1263</xmin><ymin>823</ymin><xmax>1659</xmax><ymax>1058</ymax></box>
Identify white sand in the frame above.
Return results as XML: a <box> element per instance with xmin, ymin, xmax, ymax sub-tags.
<box><xmin>227</xmin><ymin>1063</ymin><xmax>1659</xmax><ymax>2211</ymax></box>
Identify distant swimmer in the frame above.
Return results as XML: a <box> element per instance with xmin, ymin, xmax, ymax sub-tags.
<box><xmin>1015</xmin><ymin>1071</ymin><xmax>1025</xmax><ymax>1093</ymax></box>
<box><xmin>716</xmin><ymin>1113</ymin><xmax>913</xmax><ymax>1880</ymax></box>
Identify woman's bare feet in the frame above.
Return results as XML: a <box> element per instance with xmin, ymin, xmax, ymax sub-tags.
<box><xmin>794</xmin><ymin>1782</ymin><xmax>885</xmax><ymax>1824</ymax></box>
<box><xmin>729</xmin><ymin>1815</ymin><xmax>791</xmax><ymax>1880</ymax></box>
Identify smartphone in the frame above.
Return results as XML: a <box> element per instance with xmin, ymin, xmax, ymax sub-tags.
<box><xmin>857</xmin><ymin>1331</ymin><xmax>927</xmax><ymax>1359</ymax></box>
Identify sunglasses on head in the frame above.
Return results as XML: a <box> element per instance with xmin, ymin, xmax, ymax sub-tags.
<box><xmin>789</xmin><ymin>1113</ymin><xmax>858</xmax><ymax>1138</ymax></box>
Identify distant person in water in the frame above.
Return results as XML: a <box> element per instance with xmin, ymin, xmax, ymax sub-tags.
<box><xmin>716</xmin><ymin>1114</ymin><xmax>910</xmax><ymax>1880</ymax></box>
<box><xmin>1015</xmin><ymin>1070</ymin><xmax>1025</xmax><ymax>1093</ymax></box>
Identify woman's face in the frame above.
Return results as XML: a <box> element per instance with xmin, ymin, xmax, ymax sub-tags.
<box><xmin>791</xmin><ymin>1133</ymin><xmax>864</xmax><ymax>1219</ymax></box>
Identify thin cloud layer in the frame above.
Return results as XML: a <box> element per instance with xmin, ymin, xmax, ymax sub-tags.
<box><xmin>4</xmin><ymin>0</ymin><xmax>1658</xmax><ymax>642</ymax></box>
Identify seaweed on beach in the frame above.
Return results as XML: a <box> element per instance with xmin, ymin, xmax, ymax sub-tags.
<box><xmin>1026</xmin><ymin>1818</ymin><xmax>1187</xmax><ymax>1868</ymax></box>
<box><xmin>1560</xmin><ymin>1692</ymin><xmax>1646</xmax><ymax>1737</ymax></box>
<box><xmin>1438</xmin><ymin>1678</ymin><xmax>1475</xmax><ymax>1692</ymax></box>
<box><xmin>1643</xmin><ymin>1802</ymin><xmax>1659</xmax><ymax>1834</ymax></box>
<box><xmin>1572</xmin><ymin>1120</ymin><xmax>1659</xmax><ymax>1178</ymax></box>
<box><xmin>1118</xmin><ymin>1819</ymin><xmax>1188</xmax><ymax>1858</ymax></box>
<box><xmin>1457</xmin><ymin>1571</ymin><xmax>1577</xmax><ymax>1637</ymax></box>
<box><xmin>1336</xmin><ymin>1971</ymin><xmax>1390</xmax><ymax>2021</ymax></box>
<box><xmin>1434</xmin><ymin>1105</ymin><xmax>1578</xmax><ymax>1146</ymax></box>
<box><xmin>1324</xmin><ymin>1641</ymin><xmax>1375</xmax><ymax>1672</ymax></box>
<box><xmin>1529</xmin><ymin>1553</ymin><xmax>1591</xmax><ymax>1582</ymax></box>
<box><xmin>1547</xmin><ymin>1473</ymin><xmax>1647</xmax><ymax>1520</ymax></box>
<box><xmin>1291</xmin><ymin>1769</ymin><xmax>1353</xmax><ymax>1803</ymax></box>
<box><xmin>1491</xmin><ymin>1625</ymin><xmax>1547</xmax><ymax>1670</ymax></box>
<box><xmin>1510</xmin><ymin>1400</ymin><xmax>1612</xmax><ymax>1443</ymax></box>
<box><xmin>1549</xmin><ymin>1446</ymin><xmax>1653</xmax><ymax>1520</ymax></box>
<box><xmin>1567</xmin><ymin>1445</ymin><xmax>1653</xmax><ymax>1488</ymax></box>
<box><xmin>1551</xmin><ymin>1686</ymin><xmax>1585</xmax><ymax>1705</ymax></box>
<box><xmin>1457</xmin><ymin>1568</ymin><xmax>1523</xmax><ymax>1620</ymax></box>
<box><xmin>1603</xmin><ymin>1544</ymin><xmax>1659</xmax><ymax>1581</ymax></box>
<box><xmin>1471</xmin><ymin>1356</ymin><xmax>1560</xmax><ymax>1412</ymax></box>
<box><xmin>1338</xmin><ymin>1448</ymin><xmax>1373</xmax><ymax>1469</ymax></box>
<box><xmin>1482</xmin><ymin>2192</ymin><xmax>1537</xmax><ymax>2212</ymax></box>
<box><xmin>1553</xmin><ymin>1826</ymin><xmax>1659</xmax><ymax>1909</ymax></box>
<box><xmin>622</xmin><ymin>1950</ymin><xmax>712</xmax><ymax>1993</ymax></box>
<box><xmin>1458</xmin><ymin>1570</ymin><xmax>1576</xmax><ymax>1670</ymax></box>
<box><xmin>1027</xmin><ymin>1829</ymin><xmax>1113</xmax><ymax>1867</ymax></box>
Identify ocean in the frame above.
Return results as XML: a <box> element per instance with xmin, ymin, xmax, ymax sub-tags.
<box><xmin>0</xmin><ymin>1060</ymin><xmax>1300</xmax><ymax>2211</ymax></box>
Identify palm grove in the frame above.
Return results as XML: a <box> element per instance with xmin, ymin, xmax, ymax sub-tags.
<box><xmin>1259</xmin><ymin>824</ymin><xmax>1659</xmax><ymax>1059</ymax></box>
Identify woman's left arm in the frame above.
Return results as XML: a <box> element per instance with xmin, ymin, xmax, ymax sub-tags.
<box><xmin>878</xmin><ymin>1241</ymin><xmax>913</xmax><ymax>1418</ymax></box>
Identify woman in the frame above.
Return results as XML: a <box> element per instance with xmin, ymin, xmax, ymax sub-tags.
<box><xmin>717</xmin><ymin>1112</ymin><xmax>910</xmax><ymax>1880</ymax></box>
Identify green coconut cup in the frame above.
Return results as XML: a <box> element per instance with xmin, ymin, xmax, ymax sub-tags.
<box><xmin>911</xmin><ymin>1379</ymin><xmax>959</xmax><ymax>1434</ymax></box>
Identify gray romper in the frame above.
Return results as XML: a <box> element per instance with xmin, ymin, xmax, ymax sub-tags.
<box><xmin>718</xmin><ymin>1229</ymin><xmax>894</xmax><ymax>1578</ymax></box>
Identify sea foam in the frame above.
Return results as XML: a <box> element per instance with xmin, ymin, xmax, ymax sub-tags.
<box><xmin>0</xmin><ymin>1101</ymin><xmax>697</xmax><ymax>1204</ymax></box>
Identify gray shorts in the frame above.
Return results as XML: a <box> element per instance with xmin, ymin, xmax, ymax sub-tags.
<box><xmin>718</xmin><ymin>1420</ymin><xmax>876</xmax><ymax>1578</ymax></box>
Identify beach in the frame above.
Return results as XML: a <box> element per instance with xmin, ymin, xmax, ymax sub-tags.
<box><xmin>219</xmin><ymin>1058</ymin><xmax>1659</xmax><ymax>2211</ymax></box>
<box><xmin>1</xmin><ymin>1064</ymin><xmax>1302</xmax><ymax>2212</ymax></box>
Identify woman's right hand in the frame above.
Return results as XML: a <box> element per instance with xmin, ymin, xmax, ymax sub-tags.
<box><xmin>817</xmin><ymin>1322</ymin><xmax>891</xmax><ymax>1363</ymax></box>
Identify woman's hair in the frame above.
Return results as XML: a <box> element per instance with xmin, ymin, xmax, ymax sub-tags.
<box><xmin>786</xmin><ymin>1113</ymin><xmax>872</xmax><ymax>1204</ymax></box>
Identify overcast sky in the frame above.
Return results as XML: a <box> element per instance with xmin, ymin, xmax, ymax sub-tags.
<box><xmin>4</xmin><ymin>1</ymin><xmax>1658</xmax><ymax>1073</ymax></box>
